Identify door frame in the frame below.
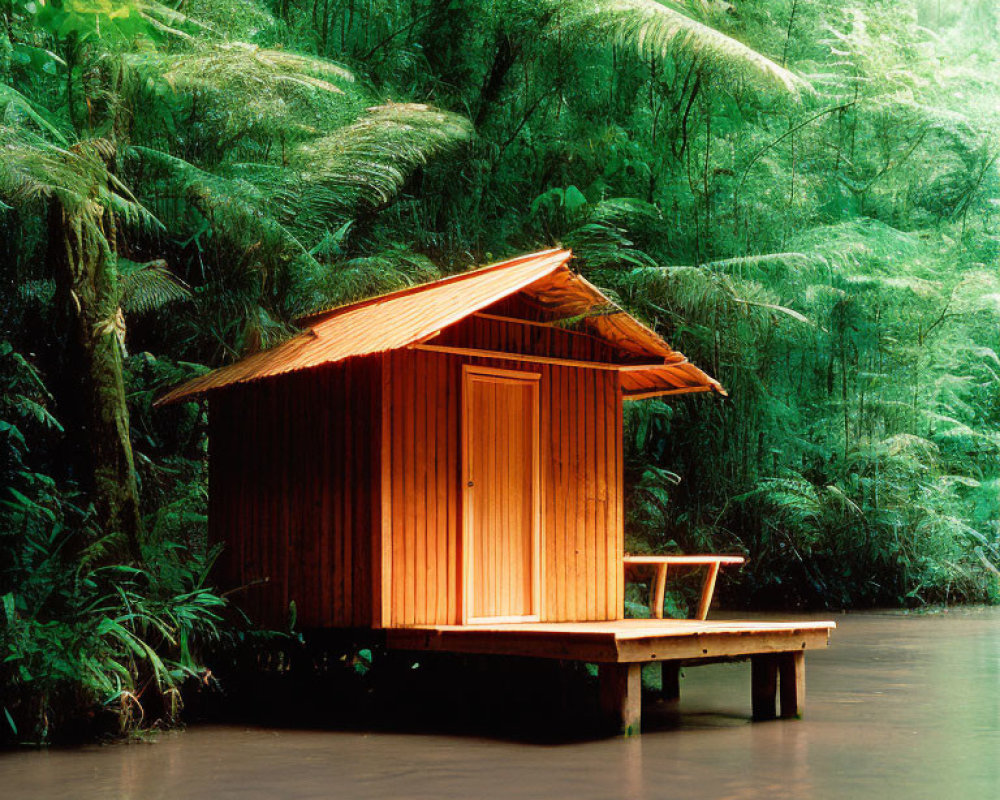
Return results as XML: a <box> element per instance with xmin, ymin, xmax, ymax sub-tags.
<box><xmin>460</xmin><ymin>364</ymin><xmax>542</xmax><ymax>625</ymax></box>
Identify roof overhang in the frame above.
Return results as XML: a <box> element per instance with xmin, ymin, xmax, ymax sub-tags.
<box><xmin>156</xmin><ymin>249</ymin><xmax>725</xmax><ymax>406</ymax></box>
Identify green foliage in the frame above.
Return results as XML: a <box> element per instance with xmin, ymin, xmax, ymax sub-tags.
<box><xmin>0</xmin><ymin>342</ymin><xmax>228</xmax><ymax>744</ymax></box>
<box><xmin>1</xmin><ymin>530</ymin><xmax>225</xmax><ymax>744</ymax></box>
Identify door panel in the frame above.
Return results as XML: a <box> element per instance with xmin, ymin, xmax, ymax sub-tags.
<box><xmin>463</xmin><ymin>366</ymin><xmax>540</xmax><ymax>623</ymax></box>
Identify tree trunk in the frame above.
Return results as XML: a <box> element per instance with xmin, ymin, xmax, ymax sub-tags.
<box><xmin>50</xmin><ymin>201</ymin><xmax>143</xmax><ymax>558</ymax></box>
<box><xmin>474</xmin><ymin>30</ymin><xmax>520</xmax><ymax>128</ymax></box>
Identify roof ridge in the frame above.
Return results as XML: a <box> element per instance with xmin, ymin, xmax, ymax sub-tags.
<box><xmin>296</xmin><ymin>248</ymin><xmax>571</xmax><ymax>326</ymax></box>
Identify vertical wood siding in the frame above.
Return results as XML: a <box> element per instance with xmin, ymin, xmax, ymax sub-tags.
<box><xmin>209</xmin><ymin>359</ymin><xmax>380</xmax><ymax>629</ymax></box>
<box><xmin>437</xmin><ymin>315</ymin><xmax>621</xmax><ymax>363</ymax></box>
<box><xmin>384</xmin><ymin>316</ymin><xmax>623</xmax><ymax>626</ymax></box>
<box><xmin>210</xmin><ymin>314</ymin><xmax>624</xmax><ymax>630</ymax></box>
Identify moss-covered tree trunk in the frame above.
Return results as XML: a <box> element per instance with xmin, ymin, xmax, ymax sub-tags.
<box><xmin>50</xmin><ymin>200</ymin><xmax>143</xmax><ymax>558</ymax></box>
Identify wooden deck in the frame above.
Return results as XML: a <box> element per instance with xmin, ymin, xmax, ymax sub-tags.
<box><xmin>387</xmin><ymin>618</ymin><xmax>834</xmax><ymax>663</ymax></box>
<box><xmin>387</xmin><ymin>618</ymin><xmax>836</xmax><ymax>735</ymax></box>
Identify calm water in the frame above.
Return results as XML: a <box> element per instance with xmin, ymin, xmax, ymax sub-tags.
<box><xmin>2</xmin><ymin>609</ymin><xmax>998</xmax><ymax>800</ymax></box>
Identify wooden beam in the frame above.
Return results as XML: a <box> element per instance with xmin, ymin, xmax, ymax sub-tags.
<box><xmin>411</xmin><ymin>343</ymin><xmax>663</xmax><ymax>372</ymax></box>
<box><xmin>473</xmin><ymin>312</ymin><xmax>556</xmax><ymax>328</ymax></box>
<box><xmin>473</xmin><ymin>313</ymin><xmax>680</xmax><ymax>365</ymax></box>
<box><xmin>473</xmin><ymin>312</ymin><xmax>595</xmax><ymax>333</ymax></box>
<box><xmin>599</xmin><ymin>663</ymin><xmax>642</xmax><ymax>736</ymax></box>
<box><xmin>623</xmin><ymin>386</ymin><xmax>714</xmax><ymax>401</ymax></box>
<box><xmin>387</xmin><ymin>626</ymin><xmax>621</xmax><ymax>662</ymax></box>
<box><xmin>625</xmin><ymin>555</ymin><xmax>745</xmax><ymax>566</ymax></box>
<box><xmin>614</xmin><ymin>628</ymin><xmax>828</xmax><ymax>663</ymax></box>
<box><xmin>779</xmin><ymin>651</ymin><xmax>806</xmax><ymax>718</ymax></box>
<box><xmin>375</xmin><ymin>352</ymin><xmax>393</xmax><ymax>628</ymax></box>
<box><xmin>618</xmin><ymin>363</ymin><xmax>678</xmax><ymax>373</ymax></box>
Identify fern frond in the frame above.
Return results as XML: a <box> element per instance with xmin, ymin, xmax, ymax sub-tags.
<box><xmin>134</xmin><ymin>43</ymin><xmax>358</xmax><ymax>141</ymax></box>
<box><xmin>180</xmin><ymin>0</ymin><xmax>276</xmax><ymax>39</ymax></box>
<box><xmin>128</xmin><ymin>145</ymin><xmax>315</xmax><ymax>266</ymax></box>
<box><xmin>0</xmin><ymin>129</ymin><xmax>112</xmax><ymax>218</ymax></box>
<box><xmin>0</xmin><ymin>84</ymin><xmax>70</xmax><ymax>144</ymax></box>
<box><xmin>159</xmin><ymin>42</ymin><xmax>354</xmax><ymax>95</ymax></box>
<box><xmin>118</xmin><ymin>259</ymin><xmax>191</xmax><ymax>314</ymax></box>
<box><xmin>295</xmin><ymin>245</ymin><xmax>441</xmax><ymax>317</ymax></box>
<box><xmin>560</xmin><ymin>0</ymin><xmax>807</xmax><ymax>94</ymax></box>
<box><xmin>292</xmin><ymin>103</ymin><xmax>473</xmax><ymax>212</ymax></box>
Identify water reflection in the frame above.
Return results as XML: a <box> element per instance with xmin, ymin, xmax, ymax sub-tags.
<box><xmin>1</xmin><ymin>609</ymin><xmax>998</xmax><ymax>800</ymax></box>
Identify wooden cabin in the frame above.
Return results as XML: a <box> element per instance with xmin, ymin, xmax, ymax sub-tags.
<box><xmin>160</xmin><ymin>249</ymin><xmax>834</xmax><ymax>735</ymax></box>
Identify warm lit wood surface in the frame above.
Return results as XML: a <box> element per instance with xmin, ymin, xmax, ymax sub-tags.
<box><xmin>383</xmin><ymin>321</ymin><xmax>624</xmax><ymax>627</ymax></box>
<box><xmin>462</xmin><ymin>366</ymin><xmax>540</xmax><ymax>622</ymax></box>
<box><xmin>624</xmin><ymin>555</ymin><xmax>745</xmax><ymax>565</ymax></box>
<box><xmin>624</xmin><ymin>554</ymin><xmax>746</xmax><ymax>620</ymax></box>
<box><xmin>387</xmin><ymin>618</ymin><xmax>835</xmax><ymax>664</ymax></box>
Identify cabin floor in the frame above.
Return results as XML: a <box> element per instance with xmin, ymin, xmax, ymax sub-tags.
<box><xmin>387</xmin><ymin>619</ymin><xmax>836</xmax><ymax>736</ymax></box>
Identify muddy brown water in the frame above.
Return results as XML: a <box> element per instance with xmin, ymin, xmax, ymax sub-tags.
<box><xmin>2</xmin><ymin>609</ymin><xmax>998</xmax><ymax>800</ymax></box>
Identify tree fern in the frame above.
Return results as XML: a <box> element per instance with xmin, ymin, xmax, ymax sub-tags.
<box><xmin>118</xmin><ymin>258</ymin><xmax>190</xmax><ymax>314</ymax></box>
<box><xmin>559</xmin><ymin>0</ymin><xmax>807</xmax><ymax>94</ymax></box>
<box><xmin>143</xmin><ymin>42</ymin><xmax>358</xmax><ymax>141</ymax></box>
<box><xmin>292</xmin><ymin>103</ymin><xmax>473</xmax><ymax>211</ymax></box>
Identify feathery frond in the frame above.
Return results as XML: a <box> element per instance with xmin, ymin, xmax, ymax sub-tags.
<box><xmin>118</xmin><ymin>259</ymin><xmax>191</xmax><ymax>314</ymax></box>
<box><xmin>559</xmin><ymin>0</ymin><xmax>807</xmax><ymax>94</ymax></box>
<box><xmin>292</xmin><ymin>103</ymin><xmax>474</xmax><ymax>212</ymax></box>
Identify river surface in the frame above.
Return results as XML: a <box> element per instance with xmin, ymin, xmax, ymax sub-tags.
<box><xmin>2</xmin><ymin>609</ymin><xmax>999</xmax><ymax>800</ymax></box>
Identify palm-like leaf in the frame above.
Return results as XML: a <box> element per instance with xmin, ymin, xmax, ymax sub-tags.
<box><xmin>159</xmin><ymin>42</ymin><xmax>354</xmax><ymax>95</ymax></box>
<box><xmin>0</xmin><ymin>129</ymin><xmax>159</xmax><ymax>235</ymax></box>
<box><xmin>0</xmin><ymin>128</ymin><xmax>105</xmax><ymax>213</ymax></box>
<box><xmin>138</xmin><ymin>43</ymin><xmax>358</xmax><ymax>140</ymax></box>
<box><xmin>0</xmin><ymin>84</ymin><xmax>70</xmax><ymax>144</ymax></box>
<box><xmin>128</xmin><ymin>145</ymin><xmax>315</xmax><ymax>266</ymax></box>
<box><xmin>292</xmin><ymin>103</ymin><xmax>474</xmax><ymax>213</ymax></box>
<box><xmin>560</xmin><ymin>0</ymin><xmax>806</xmax><ymax>94</ymax></box>
<box><xmin>118</xmin><ymin>259</ymin><xmax>191</xmax><ymax>314</ymax></box>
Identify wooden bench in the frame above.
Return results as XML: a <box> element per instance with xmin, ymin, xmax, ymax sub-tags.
<box><xmin>624</xmin><ymin>554</ymin><xmax>745</xmax><ymax>620</ymax></box>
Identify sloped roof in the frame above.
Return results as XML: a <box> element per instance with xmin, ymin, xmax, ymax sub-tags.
<box><xmin>156</xmin><ymin>248</ymin><xmax>725</xmax><ymax>405</ymax></box>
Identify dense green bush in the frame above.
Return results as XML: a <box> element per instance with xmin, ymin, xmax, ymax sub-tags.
<box><xmin>0</xmin><ymin>342</ymin><xmax>229</xmax><ymax>744</ymax></box>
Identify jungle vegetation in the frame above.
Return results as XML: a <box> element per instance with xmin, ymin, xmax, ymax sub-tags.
<box><xmin>1</xmin><ymin>0</ymin><xmax>998</xmax><ymax>743</ymax></box>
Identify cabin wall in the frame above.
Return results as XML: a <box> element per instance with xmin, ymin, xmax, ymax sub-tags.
<box><xmin>209</xmin><ymin>358</ymin><xmax>381</xmax><ymax>629</ymax></box>
<box><xmin>436</xmin><ymin>314</ymin><xmax>623</xmax><ymax>362</ymax></box>
<box><xmin>384</xmin><ymin>317</ymin><xmax>624</xmax><ymax>626</ymax></box>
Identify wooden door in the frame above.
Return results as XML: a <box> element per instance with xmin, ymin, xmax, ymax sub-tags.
<box><xmin>462</xmin><ymin>366</ymin><xmax>541</xmax><ymax>623</ymax></box>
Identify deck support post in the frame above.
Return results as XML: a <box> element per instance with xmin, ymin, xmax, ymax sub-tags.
<box><xmin>599</xmin><ymin>663</ymin><xmax>642</xmax><ymax>736</ymax></box>
<box><xmin>752</xmin><ymin>651</ymin><xmax>806</xmax><ymax>720</ymax></box>
<box><xmin>751</xmin><ymin>654</ymin><xmax>779</xmax><ymax>720</ymax></box>
<box><xmin>660</xmin><ymin>662</ymin><xmax>681</xmax><ymax>702</ymax></box>
<box><xmin>779</xmin><ymin>651</ymin><xmax>806</xmax><ymax>718</ymax></box>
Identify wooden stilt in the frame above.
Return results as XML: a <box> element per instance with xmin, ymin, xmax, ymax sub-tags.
<box><xmin>599</xmin><ymin>663</ymin><xmax>642</xmax><ymax>736</ymax></box>
<box><xmin>751</xmin><ymin>654</ymin><xmax>778</xmax><ymax>720</ymax></box>
<box><xmin>660</xmin><ymin>661</ymin><xmax>680</xmax><ymax>702</ymax></box>
<box><xmin>779</xmin><ymin>651</ymin><xmax>806</xmax><ymax>718</ymax></box>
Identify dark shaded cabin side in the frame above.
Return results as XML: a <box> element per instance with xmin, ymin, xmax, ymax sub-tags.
<box><xmin>208</xmin><ymin>357</ymin><xmax>381</xmax><ymax>629</ymax></box>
